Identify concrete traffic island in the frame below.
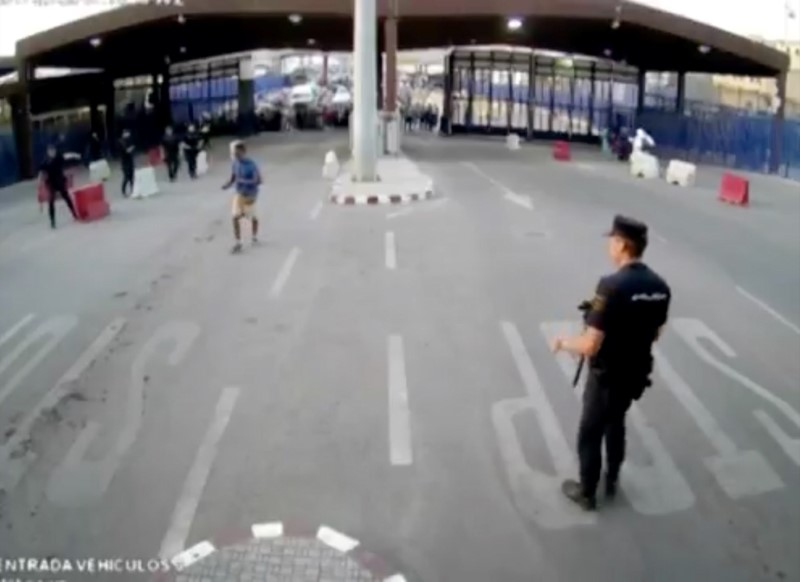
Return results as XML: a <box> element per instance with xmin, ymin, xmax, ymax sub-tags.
<box><xmin>333</xmin><ymin>0</ymin><xmax>435</xmax><ymax>206</ymax></box>
<box><xmin>329</xmin><ymin>156</ymin><xmax>435</xmax><ymax>205</ymax></box>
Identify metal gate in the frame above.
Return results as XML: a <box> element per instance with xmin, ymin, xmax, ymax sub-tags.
<box><xmin>445</xmin><ymin>48</ymin><xmax>640</xmax><ymax>142</ymax></box>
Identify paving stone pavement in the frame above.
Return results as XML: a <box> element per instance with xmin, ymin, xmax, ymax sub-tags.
<box><xmin>175</xmin><ymin>538</ymin><xmax>379</xmax><ymax>582</ymax></box>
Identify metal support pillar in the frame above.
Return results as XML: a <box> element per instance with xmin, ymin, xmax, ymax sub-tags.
<box><xmin>636</xmin><ymin>68</ymin><xmax>646</xmax><ymax>116</ymax></box>
<box><xmin>238</xmin><ymin>56</ymin><xmax>255</xmax><ymax>136</ymax></box>
<box><xmin>769</xmin><ymin>71</ymin><xmax>787</xmax><ymax>174</ymax></box>
<box><xmin>588</xmin><ymin>62</ymin><xmax>596</xmax><ymax>134</ymax></box>
<box><xmin>12</xmin><ymin>60</ymin><xmax>34</xmax><ymax>179</ymax></box>
<box><xmin>383</xmin><ymin>15</ymin><xmax>397</xmax><ymax>112</ymax></box>
<box><xmin>466</xmin><ymin>51</ymin><xmax>475</xmax><ymax>128</ymax></box>
<box><xmin>442</xmin><ymin>52</ymin><xmax>454</xmax><ymax>134</ymax></box>
<box><xmin>676</xmin><ymin>71</ymin><xmax>686</xmax><ymax>114</ymax></box>
<box><xmin>527</xmin><ymin>54</ymin><xmax>535</xmax><ymax>138</ymax></box>
<box><xmin>352</xmin><ymin>0</ymin><xmax>378</xmax><ymax>181</ymax></box>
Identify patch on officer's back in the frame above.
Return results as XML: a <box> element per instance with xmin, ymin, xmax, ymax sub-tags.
<box><xmin>591</xmin><ymin>294</ymin><xmax>606</xmax><ymax>311</ymax></box>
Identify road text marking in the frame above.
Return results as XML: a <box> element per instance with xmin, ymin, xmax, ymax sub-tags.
<box><xmin>0</xmin><ymin>313</ymin><xmax>35</xmax><ymax>349</ymax></box>
<box><xmin>0</xmin><ymin>315</ymin><xmax>78</xmax><ymax>409</ymax></box>
<box><xmin>46</xmin><ymin>321</ymin><xmax>199</xmax><ymax>506</ymax></box>
<box><xmin>388</xmin><ymin>335</ymin><xmax>412</xmax><ymax>465</ymax></box>
<box><xmin>0</xmin><ymin>318</ymin><xmax>126</xmax><ymax>491</ymax></box>
<box><xmin>309</xmin><ymin>201</ymin><xmax>323</xmax><ymax>221</ymax></box>
<box><xmin>493</xmin><ymin>321</ymin><xmax>595</xmax><ymax>529</ymax></box>
<box><xmin>159</xmin><ymin>386</ymin><xmax>240</xmax><ymax>560</ymax></box>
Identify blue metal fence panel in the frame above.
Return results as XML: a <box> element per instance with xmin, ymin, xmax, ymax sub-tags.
<box><xmin>639</xmin><ymin>104</ymin><xmax>800</xmax><ymax>180</ymax></box>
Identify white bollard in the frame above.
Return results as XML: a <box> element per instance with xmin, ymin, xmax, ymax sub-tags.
<box><xmin>630</xmin><ymin>151</ymin><xmax>660</xmax><ymax>179</ymax></box>
<box><xmin>322</xmin><ymin>150</ymin><xmax>340</xmax><ymax>179</ymax></box>
<box><xmin>665</xmin><ymin>159</ymin><xmax>697</xmax><ymax>187</ymax></box>
<box><xmin>131</xmin><ymin>166</ymin><xmax>159</xmax><ymax>199</ymax></box>
<box><xmin>196</xmin><ymin>151</ymin><xmax>209</xmax><ymax>176</ymax></box>
<box><xmin>89</xmin><ymin>159</ymin><xmax>111</xmax><ymax>182</ymax></box>
<box><xmin>506</xmin><ymin>133</ymin><xmax>520</xmax><ymax>151</ymax></box>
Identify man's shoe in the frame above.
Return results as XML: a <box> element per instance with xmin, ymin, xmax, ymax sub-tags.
<box><xmin>561</xmin><ymin>479</ymin><xmax>597</xmax><ymax>511</ymax></box>
<box><xmin>231</xmin><ymin>242</ymin><xmax>243</xmax><ymax>254</ymax></box>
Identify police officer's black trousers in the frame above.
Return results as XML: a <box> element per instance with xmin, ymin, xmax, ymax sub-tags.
<box><xmin>121</xmin><ymin>163</ymin><xmax>134</xmax><ymax>196</ymax></box>
<box><xmin>165</xmin><ymin>156</ymin><xmax>179</xmax><ymax>181</ymax></box>
<box><xmin>48</xmin><ymin>184</ymin><xmax>78</xmax><ymax>229</ymax></box>
<box><xmin>577</xmin><ymin>372</ymin><xmax>633</xmax><ymax>498</ymax></box>
<box><xmin>185</xmin><ymin>152</ymin><xmax>197</xmax><ymax>179</ymax></box>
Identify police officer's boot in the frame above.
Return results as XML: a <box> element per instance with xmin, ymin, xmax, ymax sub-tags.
<box><xmin>561</xmin><ymin>479</ymin><xmax>597</xmax><ymax>511</ymax></box>
<box><xmin>605</xmin><ymin>474</ymin><xmax>618</xmax><ymax>500</ymax></box>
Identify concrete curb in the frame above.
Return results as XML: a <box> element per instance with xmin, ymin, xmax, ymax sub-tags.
<box><xmin>154</xmin><ymin>521</ymin><xmax>407</xmax><ymax>582</ymax></box>
<box><xmin>329</xmin><ymin>187</ymin><xmax>435</xmax><ymax>206</ymax></box>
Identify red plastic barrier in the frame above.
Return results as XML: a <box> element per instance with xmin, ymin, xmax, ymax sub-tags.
<box><xmin>147</xmin><ymin>147</ymin><xmax>163</xmax><ymax>166</ymax></box>
<box><xmin>72</xmin><ymin>182</ymin><xmax>110</xmax><ymax>222</ymax></box>
<box><xmin>718</xmin><ymin>172</ymin><xmax>749</xmax><ymax>206</ymax></box>
<box><xmin>553</xmin><ymin>140</ymin><xmax>571</xmax><ymax>161</ymax></box>
<box><xmin>37</xmin><ymin>172</ymin><xmax>75</xmax><ymax>206</ymax></box>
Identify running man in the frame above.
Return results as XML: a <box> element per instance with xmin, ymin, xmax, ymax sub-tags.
<box><xmin>119</xmin><ymin>129</ymin><xmax>136</xmax><ymax>196</ymax></box>
<box><xmin>39</xmin><ymin>144</ymin><xmax>80</xmax><ymax>229</ymax></box>
<box><xmin>221</xmin><ymin>141</ymin><xmax>262</xmax><ymax>254</ymax></box>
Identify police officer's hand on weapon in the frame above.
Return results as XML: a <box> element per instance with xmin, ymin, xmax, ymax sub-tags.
<box><xmin>549</xmin><ymin>215</ymin><xmax>671</xmax><ymax>512</ymax></box>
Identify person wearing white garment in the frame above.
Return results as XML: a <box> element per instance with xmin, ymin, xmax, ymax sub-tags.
<box><xmin>631</xmin><ymin>128</ymin><xmax>655</xmax><ymax>154</ymax></box>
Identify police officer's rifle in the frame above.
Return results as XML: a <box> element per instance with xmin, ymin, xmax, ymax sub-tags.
<box><xmin>572</xmin><ymin>300</ymin><xmax>593</xmax><ymax>387</ymax></box>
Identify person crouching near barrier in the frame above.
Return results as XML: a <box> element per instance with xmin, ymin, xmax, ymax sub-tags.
<box><xmin>221</xmin><ymin>141</ymin><xmax>262</xmax><ymax>254</ymax></box>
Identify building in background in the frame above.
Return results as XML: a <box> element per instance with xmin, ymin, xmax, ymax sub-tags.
<box><xmin>709</xmin><ymin>40</ymin><xmax>800</xmax><ymax>114</ymax></box>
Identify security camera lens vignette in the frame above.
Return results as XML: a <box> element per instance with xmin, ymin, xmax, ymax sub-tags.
<box><xmin>0</xmin><ymin>1</ymin><xmax>798</xmax><ymax>581</ymax></box>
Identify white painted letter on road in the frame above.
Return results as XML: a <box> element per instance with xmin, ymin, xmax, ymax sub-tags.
<box><xmin>46</xmin><ymin>321</ymin><xmax>200</xmax><ymax>507</ymax></box>
<box><xmin>672</xmin><ymin>317</ymin><xmax>800</xmax><ymax>469</ymax></box>
<box><xmin>493</xmin><ymin>321</ymin><xmax>596</xmax><ymax>529</ymax></box>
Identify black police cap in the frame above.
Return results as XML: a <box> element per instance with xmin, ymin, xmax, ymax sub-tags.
<box><xmin>605</xmin><ymin>214</ymin><xmax>648</xmax><ymax>243</ymax></box>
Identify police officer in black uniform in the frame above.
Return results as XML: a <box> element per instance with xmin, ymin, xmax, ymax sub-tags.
<box><xmin>118</xmin><ymin>129</ymin><xmax>136</xmax><ymax>197</ymax></box>
<box><xmin>39</xmin><ymin>143</ymin><xmax>80</xmax><ymax>229</ymax></box>
<box><xmin>162</xmin><ymin>125</ymin><xmax>180</xmax><ymax>182</ymax></box>
<box><xmin>550</xmin><ymin>215</ymin><xmax>671</xmax><ymax>510</ymax></box>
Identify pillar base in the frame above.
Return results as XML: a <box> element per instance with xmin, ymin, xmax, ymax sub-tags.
<box><xmin>329</xmin><ymin>155</ymin><xmax>434</xmax><ymax>205</ymax></box>
<box><xmin>380</xmin><ymin>111</ymin><xmax>401</xmax><ymax>155</ymax></box>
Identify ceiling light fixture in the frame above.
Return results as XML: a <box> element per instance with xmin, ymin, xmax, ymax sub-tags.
<box><xmin>611</xmin><ymin>19</ymin><xmax>621</xmax><ymax>30</ymax></box>
<box><xmin>180</xmin><ymin>46</ymin><xmax>187</xmax><ymax>54</ymax></box>
<box><xmin>698</xmin><ymin>44</ymin><xmax>711</xmax><ymax>54</ymax></box>
<box><xmin>289</xmin><ymin>14</ymin><xmax>302</xmax><ymax>25</ymax></box>
<box><xmin>89</xmin><ymin>37</ymin><xmax>102</xmax><ymax>47</ymax></box>
<box><xmin>307</xmin><ymin>38</ymin><xmax>316</xmax><ymax>46</ymax></box>
<box><xmin>177</xmin><ymin>14</ymin><xmax>186</xmax><ymax>24</ymax></box>
<box><xmin>507</xmin><ymin>17</ymin><xmax>523</xmax><ymax>31</ymax></box>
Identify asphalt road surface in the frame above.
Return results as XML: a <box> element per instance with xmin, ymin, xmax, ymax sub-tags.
<box><xmin>0</xmin><ymin>131</ymin><xmax>798</xmax><ymax>582</ymax></box>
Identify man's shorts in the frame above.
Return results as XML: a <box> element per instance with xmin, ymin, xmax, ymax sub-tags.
<box><xmin>232</xmin><ymin>194</ymin><xmax>257</xmax><ymax>219</ymax></box>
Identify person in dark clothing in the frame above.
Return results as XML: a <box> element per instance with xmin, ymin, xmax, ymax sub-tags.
<box><xmin>39</xmin><ymin>144</ymin><xmax>80</xmax><ymax>229</ymax></box>
<box><xmin>183</xmin><ymin>124</ymin><xmax>201</xmax><ymax>179</ymax></box>
<box><xmin>550</xmin><ymin>215</ymin><xmax>671</xmax><ymax>511</ymax></box>
<box><xmin>118</xmin><ymin>130</ymin><xmax>136</xmax><ymax>196</ymax></box>
<box><xmin>162</xmin><ymin>125</ymin><xmax>180</xmax><ymax>181</ymax></box>
<box><xmin>87</xmin><ymin>132</ymin><xmax>104</xmax><ymax>164</ymax></box>
<box><xmin>199</xmin><ymin>114</ymin><xmax>212</xmax><ymax>151</ymax></box>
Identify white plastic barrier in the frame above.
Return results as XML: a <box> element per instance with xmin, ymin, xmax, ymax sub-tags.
<box><xmin>322</xmin><ymin>150</ymin><xmax>340</xmax><ymax>180</ymax></box>
<box><xmin>196</xmin><ymin>151</ymin><xmax>209</xmax><ymax>176</ymax></box>
<box><xmin>630</xmin><ymin>151</ymin><xmax>660</xmax><ymax>179</ymax></box>
<box><xmin>131</xmin><ymin>166</ymin><xmax>159</xmax><ymax>199</ymax></box>
<box><xmin>506</xmin><ymin>133</ymin><xmax>520</xmax><ymax>151</ymax></box>
<box><xmin>665</xmin><ymin>159</ymin><xmax>697</xmax><ymax>187</ymax></box>
<box><xmin>89</xmin><ymin>159</ymin><xmax>111</xmax><ymax>182</ymax></box>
